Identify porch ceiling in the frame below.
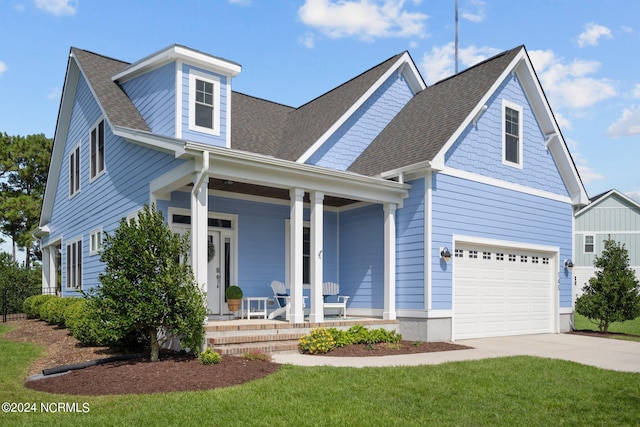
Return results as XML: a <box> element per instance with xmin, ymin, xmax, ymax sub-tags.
<box><xmin>206</xmin><ymin>178</ymin><xmax>360</xmax><ymax>207</ymax></box>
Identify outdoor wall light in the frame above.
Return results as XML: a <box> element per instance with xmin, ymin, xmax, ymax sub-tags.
<box><xmin>440</xmin><ymin>247</ymin><xmax>452</xmax><ymax>262</ymax></box>
<box><xmin>564</xmin><ymin>259</ymin><xmax>574</xmax><ymax>271</ymax></box>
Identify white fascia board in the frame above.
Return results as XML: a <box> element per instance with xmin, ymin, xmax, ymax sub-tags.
<box><xmin>184</xmin><ymin>141</ymin><xmax>410</xmax><ymax>205</ymax></box>
<box><xmin>40</xmin><ymin>55</ymin><xmax>81</xmax><ymax>226</ymax></box>
<box><xmin>296</xmin><ymin>52</ymin><xmax>425</xmax><ymax>164</ymax></box>
<box><xmin>149</xmin><ymin>161</ymin><xmax>197</xmax><ymax>201</ymax></box>
<box><xmin>112</xmin><ymin>126</ymin><xmax>186</xmax><ymax>156</ymax></box>
<box><xmin>34</xmin><ymin>224</ymin><xmax>50</xmax><ymax>238</ymax></box>
<box><xmin>575</xmin><ymin>189</ymin><xmax>640</xmax><ymax>217</ymax></box>
<box><xmin>379</xmin><ymin>160</ymin><xmax>436</xmax><ymax>180</ymax></box>
<box><xmin>113</xmin><ymin>45</ymin><xmax>241</xmax><ymax>84</ymax></box>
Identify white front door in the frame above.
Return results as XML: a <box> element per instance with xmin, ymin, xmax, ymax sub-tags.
<box><xmin>207</xmin><ymin>231</ymin><xmax>223</xmax><ymax>314</ymax></box>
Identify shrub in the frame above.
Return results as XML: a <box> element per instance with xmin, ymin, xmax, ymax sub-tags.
<box><xmin>64</xmin><ymin>299</ymin><xmax>121</xmax><ymax>346</ymax></box>
<box><xmin>299</xmin><ymin>327</ymin><xmax>336</xmax><ymax>354</ymax></box>
<box><xmin>199</xmin><ymin>348</ymin><xmax>222</xmax><ymax>365</ymax></box>
<box><xmin>40</xmin><ymin>297</ymin><xmax>77</xmax><ymax>326</ymax></box>
<box><xmin>23</xmin><ymin>294</ymin><xmax>55</xmax><ymax>319</ymax></box>
<box><xmin>326</xmin><ymin>327</ymin><xmax>353</xmax><ymax>348</ymax></box>
<box><xmin>242</xmin><ymin>349</ymin><xmax>272</xmax><ymax>361</ymax></box>
<box><xmin>0</xmin><ymin>253</ymin><xmax>42</xmax><ymax>314</ymax></box>
<box><xmin>225</xmin><ymin>285</ymin><xmax>243</xmax><ymax>299</ymax></box>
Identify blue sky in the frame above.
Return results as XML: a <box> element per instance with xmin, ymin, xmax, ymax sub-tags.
<box><xmin>0</xmin><ymin>0</ymin><xmax>638</xmax><ymax>208</ymax></box>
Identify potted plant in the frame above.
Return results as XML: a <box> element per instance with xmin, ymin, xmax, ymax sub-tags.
<box><xmin>225</xmin><ymin>285</ymin><xmax>243</xmax><ymax>312</ymax></box>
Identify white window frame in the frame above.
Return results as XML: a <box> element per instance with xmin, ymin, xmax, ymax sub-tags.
<box><xmin>584</xmin><ymin>234</ymin><xmax>595</xmax><ymax>254</ymax></box>
<box><xmin>66</xmin><ymin>237</ymin><xmax>82</xmax><ymax>290</ymax></box>
<box><xmin>90</xmin><ymin>118</ymin><xmax>106</xmax><ymax>181</ymax></box>
<box><xmin>502</xmin><ymin>100</ymin><xmax>523</xmax><ymax>169</ymax></box>
<box><xmin>69</xmin><ymin>143</ymin><xmax>80</xmax><ymax>197</ymax></box>
<box><xmin>89</xmin><ymin>228</ymin><xmax>103</xmax><ymax>256</ymax></box>
<box><xmin>188</xmin><ymin>69</ymin><xmax>221</xmax><ymax>136</ymax></box>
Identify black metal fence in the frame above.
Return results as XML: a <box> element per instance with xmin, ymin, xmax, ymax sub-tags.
<box><xmin>1</xmin><ymin>285</ymin><xmax>50</xmax><ymax>323</ymax></box>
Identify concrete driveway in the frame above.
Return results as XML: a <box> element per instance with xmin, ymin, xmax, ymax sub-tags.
<box><xmin>272</xmin><ymin>333</ymin><xmax>640</xmax><ymax>372</ymax></box>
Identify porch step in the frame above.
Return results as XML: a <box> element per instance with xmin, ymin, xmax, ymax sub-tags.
<box><xmin>205</xmin><ymin>317</ymin><xmax>399</xmax><ymax>356</ymax></box>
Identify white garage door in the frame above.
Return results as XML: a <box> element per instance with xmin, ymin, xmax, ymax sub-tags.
<box><xmin>454</xmin><ymin>243</ymin><xmax>555</xmax><ymax>340</ymax></box>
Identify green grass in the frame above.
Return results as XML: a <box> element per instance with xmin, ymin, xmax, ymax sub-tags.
<box><xmin>2</xmin><ymin>324</ymin><xmax>640</xmax><ymax>426</ymax></box>
<box><xmin>574</xmin><ymin>313</ymin><xmax>640</xmax><ymax>342</ymax></box>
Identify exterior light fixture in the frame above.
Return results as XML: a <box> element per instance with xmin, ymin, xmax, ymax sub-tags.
<box><xmin>440</xmin><ymin>247</ymin><xmax>452</xmax><ymax>262</ymax></box>
<box><xmin>564</xmin><ymin>259</ymin><xmax>574</xmax><ymax>271</ymax></box>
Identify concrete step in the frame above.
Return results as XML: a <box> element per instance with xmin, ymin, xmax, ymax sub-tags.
<box><xmin>209</xmin><ymin>339</ymin><xmax>300</xmax><ymax>356</ymax></box>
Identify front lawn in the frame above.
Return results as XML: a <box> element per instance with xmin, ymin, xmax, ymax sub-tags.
<box><xmin>574</xmin><ymin>313</ymin><xmax>640</xmax><ymax>341</ymax></box>
<box><xmin>2</xmin><ymin>324</ymin><xmax>640</xmax><ymax>426</ymax></box>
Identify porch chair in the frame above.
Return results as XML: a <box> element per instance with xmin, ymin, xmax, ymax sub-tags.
<box><xmin>322</xmin><ymin>282</ymin><xmax>350</xmax><ymax>319</ymax></box>
<box><xmin>268</xmin><ymin>280</ymin><xmax>289</xmax><ymax>320</ymax></box>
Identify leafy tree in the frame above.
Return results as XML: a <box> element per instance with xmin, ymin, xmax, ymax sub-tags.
<box><xmin>0</xmin><ymin>252</ymin><xmax>41</xmax><ymax>314</ymax></box>
<box><xmin>0</xmin><ymin>132</ymin><xmax>53</xmax><ymax>268</ymax></box>
<box><xmin>575</xmin><ymin>238</ymin><xmax>640</xmax><ymax>333</ymax></box>
<box><xmin>89</xmin><ymin>204</ymin><xmax>206</xmax><ymax>362</ymax></box>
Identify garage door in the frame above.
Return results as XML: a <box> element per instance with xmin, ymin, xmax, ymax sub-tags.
<box><xmin>454</xmin><ymin>243</ymin><xmax>555</xmax><ymax>340</ymax></box>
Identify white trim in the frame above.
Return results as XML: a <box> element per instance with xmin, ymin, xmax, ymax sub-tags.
<box><xmin>188</xmin><ymin>69</ymin><xmax>221</xmax><ymax>136</ymax></box>
<box><xmin>440</xmin><ymin>167</ymin><xmax>573</xmax><ymax>204</ymax></box>
<box><xmin>65</xmin><ymin>236</ymin><xmax>83</xmax><ymax>290</ymax></box>
<box><xmin>68</xmin><ymin>142</ymin><xmax>81</xmax><ymax>199</ymax></box>
<box><xmin>175</xmin><ymin>61</ymin><xmax>183</xmax><ymax>139</ymax></box>
<box><xmin>426</xmin><ymin>309</ymin><xmax>453</xmax><ymax>319</ymax></box>
<box><xmin>452</xmin><ymin>235</ymin><xmax>560</xmax><ymax>254</ymax></box>
<box><xmin>559</xmin><ymin>307</ymin><xmax>573</xmax><ymax>315</ymax></box>
<box><xmin>502</xmin><ymin>100</ymin><xmax>523</xmax><ymax>169</ymax></box>
<box><xmin>296</xmin><ymin>53</ymin><xmax>425</xmax><ymax>164</ymax></box>
<box><xmin>575</xmin><ymin>189</ymin><xmax>640</xmax><ymax>217</ymax></box>
<box><xmin>583</xmin><ymin>234</ymin><xmax>595</xmax><ymax>254</ymax></box>
<box><xmin>425</xmin><ymin>172</ymin><xmax>433</xmax><ymax>311</ymax></box>
<box><xmin>576</xmin><ymin>230</ymin><xmax>640</xmax><ymax>235</ymax></box>
<box><xmin>89</xmin><ymin>117</ymin><xmax>106</xmax><ymax>182</ymax></box>
<box><xmin>89</xmin><ymin>227</ymin><xmax>103</xmax><ymax>256</ymax></box>
<box><xmin>226</xmin><ymin>82</ymin><xmax>232</xmax><ymax>148</ymax></box>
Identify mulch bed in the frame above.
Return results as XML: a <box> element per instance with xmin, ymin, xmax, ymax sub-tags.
<box><xmin>316</xmin><ymin>340</ymin><xmax>471</xmax><ymax>357</ymax></box>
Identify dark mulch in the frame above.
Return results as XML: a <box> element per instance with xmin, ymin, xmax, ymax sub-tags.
<box><xmin>317</xmin><ymin>340</ymin><xmax>472</xmax><ymax>357</ymax></box>
<box><xmin>569</xmin><ymin>330</ymin><xmax>640</xmax><ymax>340</ymax></box>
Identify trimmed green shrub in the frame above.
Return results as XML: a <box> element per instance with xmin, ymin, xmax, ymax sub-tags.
<box><xmin>22</xmin><ymin>294</ymin><xmax>55</xmax><ymax>319</ymax></box>
<box><xmin>199</xmin><ymin>348</ymin><xmax>222</xmax><ymax>365</ymax></box>
<box><xmin>64</xmin><ymin>299</ymin><xmax>121</xmax><ymax>346</ymax></box>
<box><xmin>40</xmin><ymin>297</ymin><xmax>77</xmax><ymax>326</ymax></box>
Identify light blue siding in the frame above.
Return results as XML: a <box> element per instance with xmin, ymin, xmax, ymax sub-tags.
<box><xmin>306</xmin><ymin>72</ymin><xmax>414</xmax><ymax>170</ymax></box>
<box><xmin>180</xmin><ymin>64</ymin><xmax>228</xmax><ymax>146</ymax></box>
<box><xmin>48</xmin><ymin>74</ymin><xmax>185</xmax><ymax>296</ymax></box>
<box><xmin>431</xmin><ymin>173</ymin><xmax>574</xmax><ymax>309</ymax></box>
<box><xmin>395</xmin><ymin>178</ymin><xmax>425</xmax><ymax>310</ymax></box>
<box><xmin>338</xmin><ymin>205</ymin><xmax>384</xmax><ymax>308</ymax></box>
<box><xmin>445</xmin><ymin>74</ymin><xmax>568</xmax><ymax>197</ymax></box>
<box><xmin>121</xmin><ymin>62</ymin><xmax>176</xmax><ymax>137</ymax></box>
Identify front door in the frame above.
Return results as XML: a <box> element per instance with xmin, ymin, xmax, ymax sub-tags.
<box><xmin>207</xmin><ymin>231</ymin><xmax>223</xmax><ymax>314</ymax></box>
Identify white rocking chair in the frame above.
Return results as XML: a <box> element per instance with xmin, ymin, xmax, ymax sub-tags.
<box><xmin>322</xmin><ymin>282</ymin><xmax>349</xmax><ymax>318</ymax></box>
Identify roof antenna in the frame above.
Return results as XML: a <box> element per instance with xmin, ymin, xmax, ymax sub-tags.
<box><xmin>455</xmin><ymin>0</ymin><xmax>459</xmax><ymax>74</ymax></box>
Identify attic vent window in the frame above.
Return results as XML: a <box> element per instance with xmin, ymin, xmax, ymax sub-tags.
<box><xmin>502</xmin><ymin>101</ymin><xmax>523</xmax><ymax>168</ymax></box>
<box><xmin>188</xmin><ymin>69</ymin><xmax>221</xmax><ymax>136</ymax></box>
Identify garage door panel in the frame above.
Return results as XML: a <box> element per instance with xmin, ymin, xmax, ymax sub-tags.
<box><xmin>454</xmin><ymin>243</ymin><xmax>554</xmax><ymax>340</ymax></box>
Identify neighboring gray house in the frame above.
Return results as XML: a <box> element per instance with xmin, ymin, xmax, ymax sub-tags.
<box><xmin>573</xmin><ymin>189</ymin><xmax>640</xmax><ymax>299</ymax></box>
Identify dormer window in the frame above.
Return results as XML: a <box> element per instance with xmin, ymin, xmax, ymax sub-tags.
<box><xmin>189</xmin><ymin>70</ymin><xmax>220</xmax><ymax>136</ymax></box>
<box><xmin>502</xmin><ymin>100</ymin><xmax>523</xmax><ymax>168</ymax></box>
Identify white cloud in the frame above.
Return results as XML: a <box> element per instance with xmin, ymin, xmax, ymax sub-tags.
<box><xmin>553</xmin><ymin>112</ymin><xmax>571</xmax><ymax>130</ymax></box>
<box><xmin>626</xmin><ymin>191</ymin><xmax>640</xmax><ymax>203</ymax></box>
<box><xmin>298</xmin><ymin>0</ymin><xmax>428</xmax><ymax>42</ymax></box>
<box><xmin>0</xmin><ymin>61</ymin><xmax>6</xmax><ymax>77</ymax></box>
<box><xmin>566</xmin><ymin>138</ymin><xmax>605</xmax><ymax>184</ymax></box>
<box><xmin>633</xmin><ymin>83</ymin><xmax>640</xmax><ymax>98</ymax></box>
<box><xmin>228</xmin><ymin>0</ymin><xmax>251</xmax><ymax>5</ymax></box>
<box><xmin>529</xmin><ymin>49</ymin><xmax>616</xmax><ymax>110</ymax></box>
<box><xmin>34</xmin><ymin>0</ymin><xmax>77</xmax><ymax>16</ymax></box>
<box><xmin>607</xmin><ymin>107</ymin><xmax>640</xmax><ymax>138</ymax></box>
<box><xmin>299</xmin><ymin>32</ymin><xmax>316</xmax><ymax>48</ymax></box>
<box><xmin>47</xmin><ymin>87</ymin><xmax>60</xmax><ymax>100</ymax></box>
<box><xmin>461</xmin><ymin>0</ymin><xmax>486</xmax><ymax>23</ymax></box>
<box><xmin>577</xmin><ymin>22</ymin><xmax>612</xmax><ymax>47</ymax></box>
<box><xmin>419</xmin><ymin>42</ymin><xmax>501</xmax><ymax>84</ymax></box>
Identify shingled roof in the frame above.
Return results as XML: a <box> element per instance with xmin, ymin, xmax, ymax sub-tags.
<box><xmin>71</xmin><ymin>48</ymin><xmax>150</xmax><ymax>132</ymax></box>
<box><xmin>348</xmin><ymin>46</ymin><xmax>523</xmax><ymax>176</ymax></box>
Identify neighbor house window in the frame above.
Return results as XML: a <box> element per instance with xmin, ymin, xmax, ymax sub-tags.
<box><xmin>584</xmin><ymin>235</ymin><xmax>595</xmax><ymax>254</ymax></box>
<box><xmin>66</xmin><ymin>238</ymin><xmax>82</xmax><ymax>289</ymax></box>
<box><xmin>188</xmin><ymin>69</ymin><xmax>220</xmax><ymax>135</ymax></box>
<box><xmin>90</xmin><ymin>119</ymin><xmax>105</xmax><ymax>180</ymax></box>
<box><xmin>90</xmin><ymin>228</ymin><xmax>103</xmax><ymax>255</ymax></box>
<box><xmin>69</xmin><ymin>144</ymin><xmax>80</xmax><ymax>197</ymax></box>
<box><xmin>503</xmin><ymin>101</ymin><xmax>523</xmax><ymax>167</ymax></box>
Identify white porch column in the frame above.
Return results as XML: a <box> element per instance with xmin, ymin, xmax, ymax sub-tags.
<box><xmin>289</xmin><ymin>188</ymin><xmax>305</xmax><ymax>323</ymax></box>
<box><xmin>383</xmin><ymin>203</ymin><xmax>397</xmax><ymax>320</ymax></box>
<box><xmin>191</xmin><ymin>155</ymin><xmax>209</xmax><ymax>297</ymax></box>
<box><xmin>309</xmin><ymin>191</ymin><xmax>324</xmax><ymax>323</ymax></box>
<box><xmin>41</xmin><ymin>246</ymin><xmax>51</xmax><ymax>294</ymax></box>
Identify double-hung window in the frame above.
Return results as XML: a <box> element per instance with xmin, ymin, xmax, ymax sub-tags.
<box><xmin>189</xmin><ymin>70</ymin><xmax>220</xmax><ymax>135</ymax></box>
<box><xmin>66</xmin><ymin>238</ymin><xmax>82</xmax><ymax>289</ymax></box>
<box><xmin>503</xmin><ymin>101</ymin><xmax>523</xmax><ymax>167</ymax></box>
<box><xmin>69</xmin><ymin>145</ymin><xmax>80</xmax><ymax>197</ymax></box>
<box><xmin>90</xmin><ymin>119</ymin><xmax>105</xmax><ymax>180</ymax></box>
<box><xmin>584</xmin><ymin>235</ymin><xmax>595</xmax><ymax>254</ymax></box>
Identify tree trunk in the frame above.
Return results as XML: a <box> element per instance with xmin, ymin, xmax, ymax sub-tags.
<box><xmin>150</xmin><ymin>328</ymin><xmax>160</xmax><ymax>362</ymax></box>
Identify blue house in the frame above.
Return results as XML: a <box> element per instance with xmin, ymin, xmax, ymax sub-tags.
<box><xmin>36</xmin><ymin>44</ymin><xmax>588</xmax><ymax>341</ymax></box>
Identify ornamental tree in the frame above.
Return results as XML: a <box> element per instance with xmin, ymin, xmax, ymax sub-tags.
<box><xmin>575</xmin><ymin>238</ymin><xmax>640</xmax><ymax>333</ymax></box>
<box><xmin>90</xmin><ymin>204</ymin><xmax>206</xmax><ymax>361</ymax></box>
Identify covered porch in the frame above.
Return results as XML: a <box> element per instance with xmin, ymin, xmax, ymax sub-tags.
<box><xmin>150</xmin><ymin>142</ymin><xmax>410</xmax><ymax>324</ymax></box>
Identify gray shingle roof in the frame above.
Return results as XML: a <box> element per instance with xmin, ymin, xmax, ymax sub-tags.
<box><xmin>71</xmin><ymin>48</ymin><xmax>150</xmax><ymax>132</ymax></box>
<box><xmin>348</xmin><ymin>46</ymin><xmax>523</xmax><ymax>176</ymax></box>
<box><xmin>275</xmin><ymin>53</ymin><xmax>405</xmax><ymax>161</ymax></box>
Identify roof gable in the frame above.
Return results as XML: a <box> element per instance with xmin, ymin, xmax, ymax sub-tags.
<box><xmin>576</xmin><ymin>189</ymin><xmax>640</xmax><ymax>217</ymax></box>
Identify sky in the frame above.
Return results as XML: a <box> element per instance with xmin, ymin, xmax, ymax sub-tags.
<box><xmin>0</xmin><ymin>0</ymin><xmax>639</xmax><ymax>258</ymax></box>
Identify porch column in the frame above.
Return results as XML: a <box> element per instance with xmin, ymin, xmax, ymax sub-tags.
<box><xmin>289</xmin><ymin>188</ymin><xmax>305</xmax><ymax>323</ymax></box>
<box><xmin>41</xmin><ymin>246</ymin><xmax>51</xmax><ymax>294</ymax></box>
<box><xmin>191</xmin><ymin>156</ymin><xmax>209</xmax><ymax>297</ymax></box>
<box><xmin>309</xmin><ymin>191</ymin><xmax>324</xmax><ymax>323</ymax></box>
<box><xmin>383</xmin><ymin>203</ymin><xmax>397</xmax><ymax>320</ymax></box>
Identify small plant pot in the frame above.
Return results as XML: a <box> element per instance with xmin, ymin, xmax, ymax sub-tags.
<box><xmin>227</xmin><ymin>298</ymin><xmax>241</xmax><ymax>312</ymax></box>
